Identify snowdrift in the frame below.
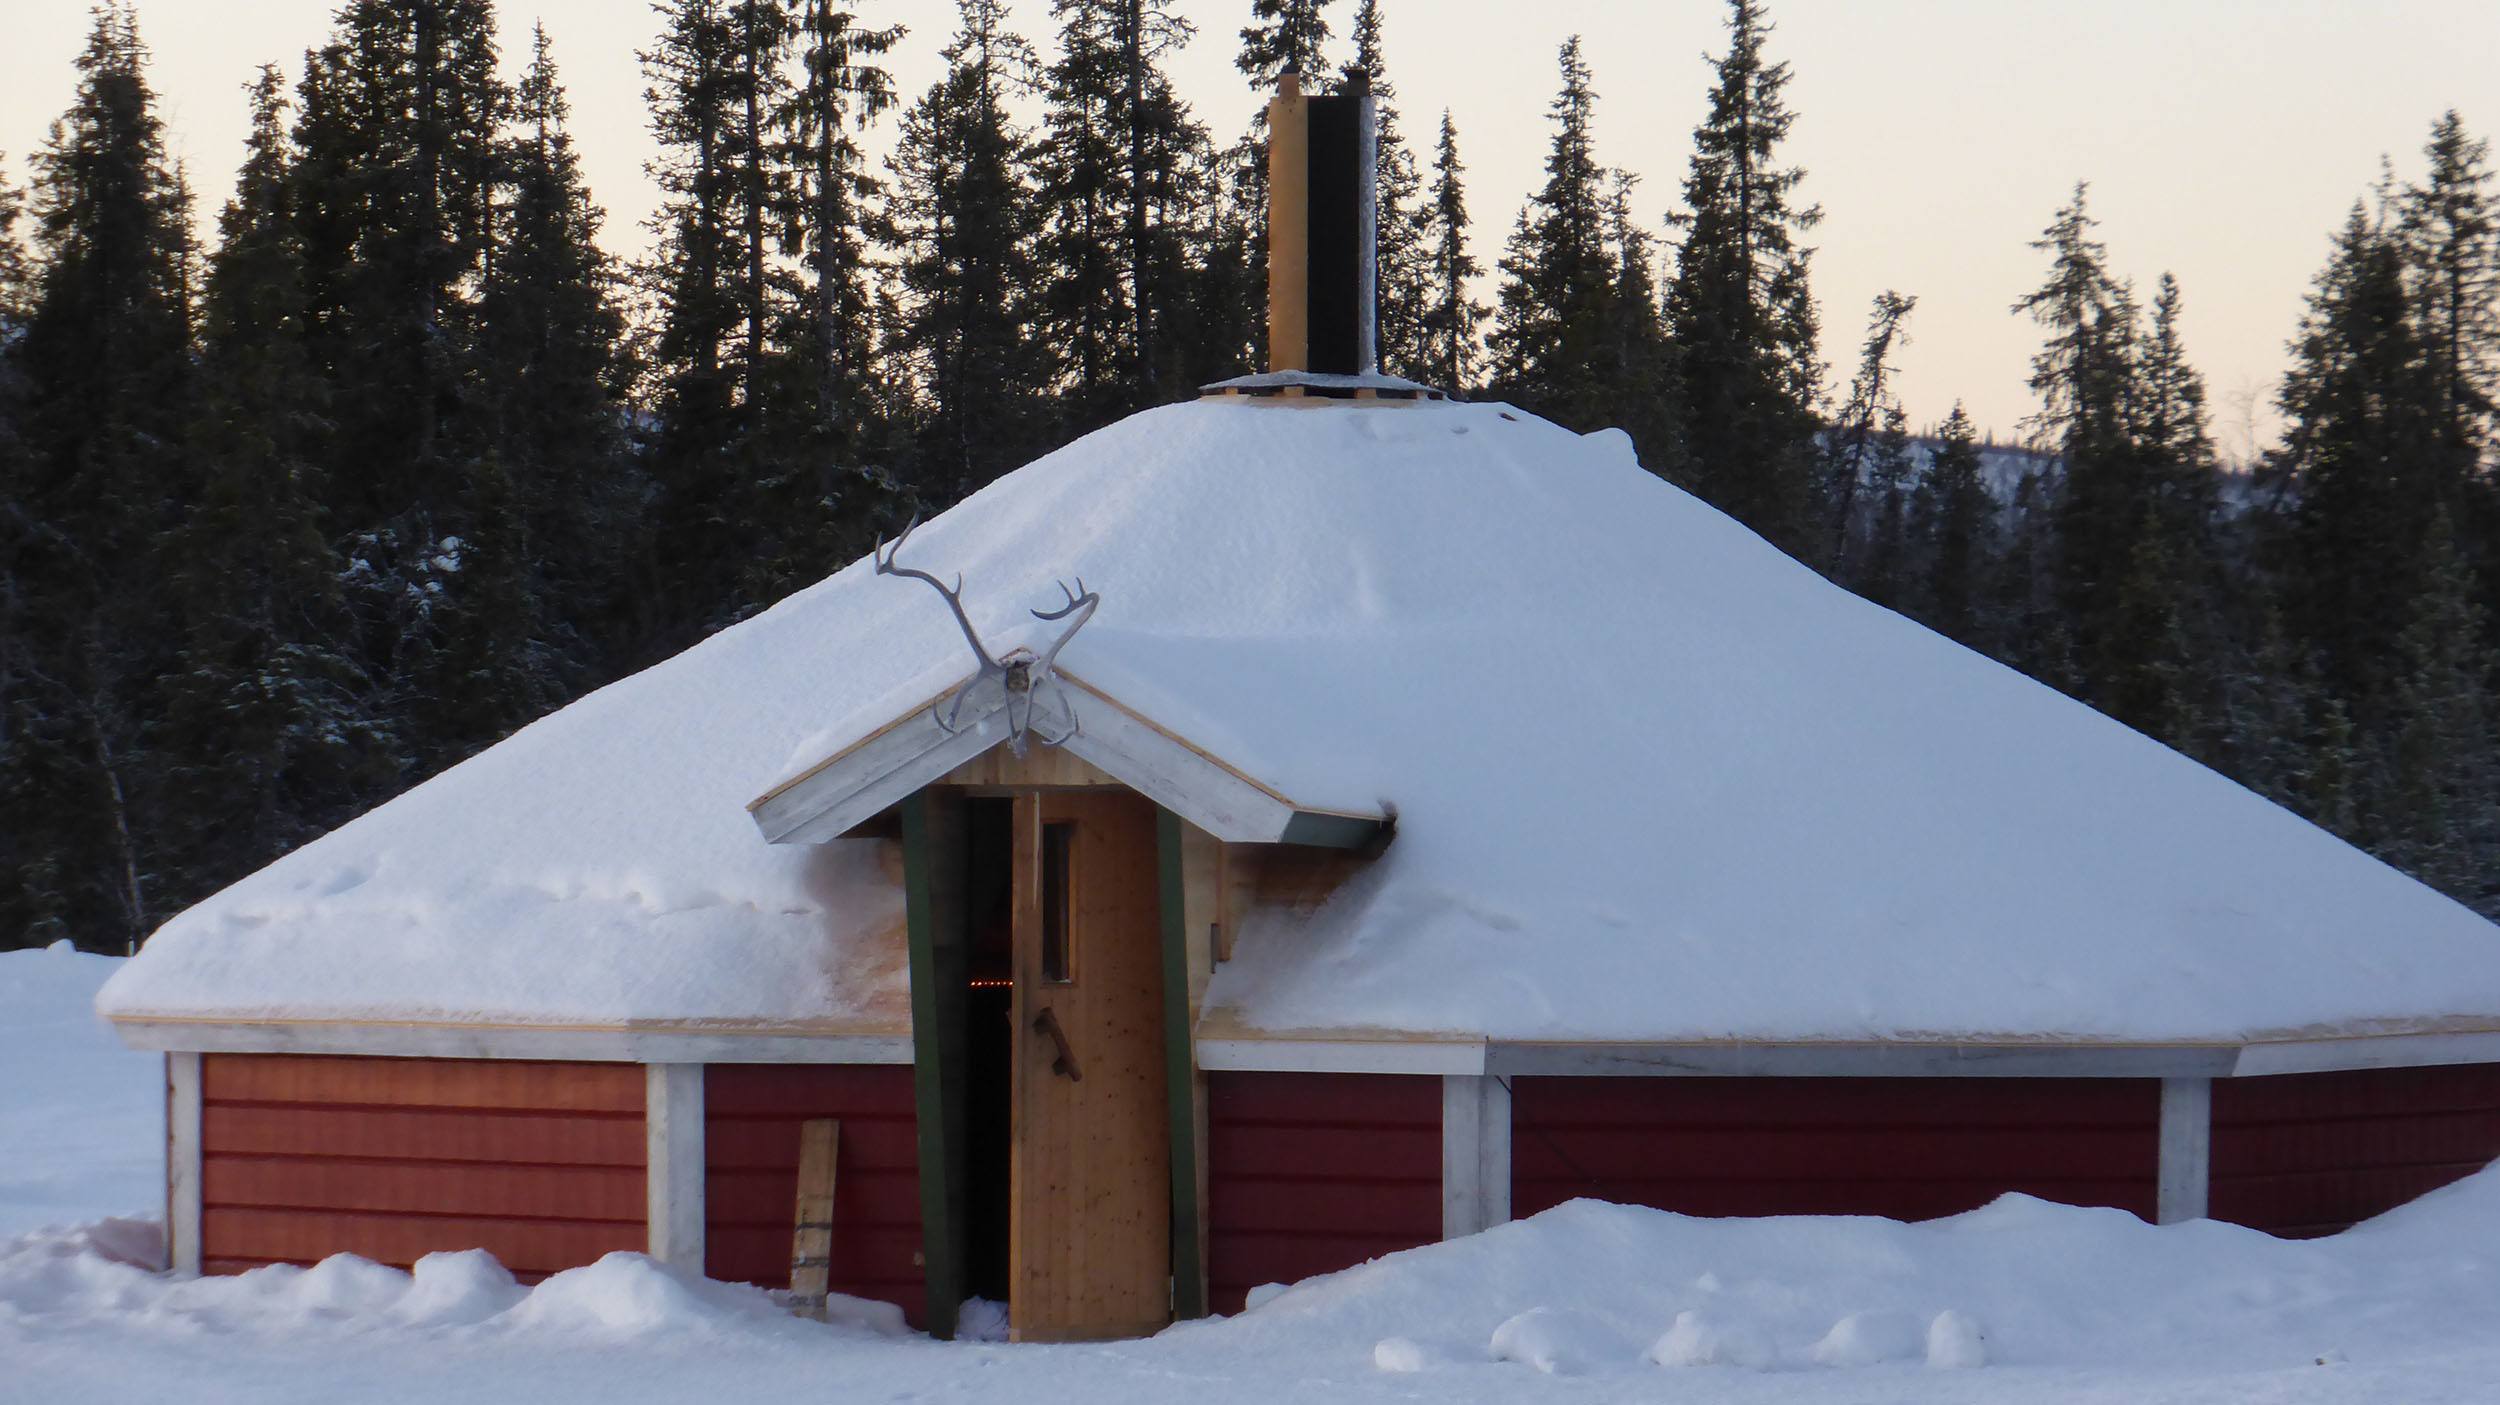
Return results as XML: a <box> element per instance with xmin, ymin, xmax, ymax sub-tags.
<box><xmin>10</xmin><ymin>1168</ymin><xmax>2500</xmax><ymax>1380</ymax></box>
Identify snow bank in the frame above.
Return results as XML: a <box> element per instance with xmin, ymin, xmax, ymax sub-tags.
<box><xmin>0</xmin><ymin>945</ymin><xmax>163</xmax><ymax>1236</ymax></box>
<box><xmin>0</xmin><ymin>1236</ymin><xmax>874</xmax><ymax>1346</ymax></box>
<box><xmin>16</xmin><ymin>1168</ymin><xmax>2500</xmax><ymax>1393</ymax></box>
<box><xmin>1199</xmin><ymin>1181</ymin><xmax>2500</xmax><ymax>1376</ymax></box>
<box><xmin>102</xmin><ymin>398</ymin><xmax>2500</xmax><ymax>1042</ymax></box>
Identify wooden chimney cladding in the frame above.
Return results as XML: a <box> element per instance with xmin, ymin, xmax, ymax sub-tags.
<box><xmin>1509</xmin><ymin>1076</ymin><xmax>2162</xmax><ymax>1223</ymax></box>
<box><xmin>1204</xmin><ymin>1072</ymin><xmax>1442</xmax><ymax>1314</ymax></box>
<box><xmin>703</xmin><ymin>1064</ymin><xmax>925</xmax><ymax>1325</ymax></box>
<box><xmin>2209</xmin><ymin>1064</ymin><xmax>2500</xmax><ymax>1237</ymax></box>
<box><xmin>197</xmin><ymin>1054</ymin><xmax>645</xmax><ymax>1279</ymax></box>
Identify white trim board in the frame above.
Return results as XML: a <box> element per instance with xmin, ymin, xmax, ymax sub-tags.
<box><xmin>110</xmin><ymin>1018</ymin><xmax>912</xmax><ymax>1065</ymax></box>
<box><xmin>1193</xmin><ymin>1031</ymin><xmax>2500</xmax><ymax>1080</ymax></box>
<box><xmin>117</xmin><ymin>1024</ymin><xmax>2500</xmax><ymax>1081</ymax></box>
<box><xmin>1197</xmin><ymin>1038</ymin><xmax>1487</xmax><ymax>1076</ymax></box>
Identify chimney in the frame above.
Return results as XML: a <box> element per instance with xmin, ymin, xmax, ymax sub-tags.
<box><xmin>1266</xmin><ymin>72</ymin><xmax>1377</xmax><ymax>377</ymax></box>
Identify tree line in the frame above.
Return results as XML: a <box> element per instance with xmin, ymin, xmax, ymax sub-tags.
<box><xmin>2</xmin><ymin>0</ymin><xmax>2495</xmax><ymax>951</ymax></box>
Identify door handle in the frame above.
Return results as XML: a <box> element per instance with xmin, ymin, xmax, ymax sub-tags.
<box><xmin>1033</xmin><ymin>1006</ymin><xmax>1083</xmax><ymax>1082</ymax></box>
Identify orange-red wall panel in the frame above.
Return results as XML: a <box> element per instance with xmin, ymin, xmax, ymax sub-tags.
<box><xmin>197</xmin><ymin>1054</ymin><xmax>646</xmax><ymax>1281</ymax></box>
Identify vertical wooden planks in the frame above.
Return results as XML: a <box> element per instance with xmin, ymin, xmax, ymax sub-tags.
<box><xmin>1011</xmin><ymin>791</ymin><xmax>1171</xmax><ymax>1341</ymax></box>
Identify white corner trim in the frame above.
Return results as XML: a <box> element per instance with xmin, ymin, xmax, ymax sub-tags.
<box><xmin>1440</xmin><ymin>1074</ymin><xmax>1513</xmax><ymax>1240</ymax></box>
<box><xmin>2157</xmin><ymin>1076</ymin><xmax>2212</xmax><ymax>1225</ymax></box>
<box><xmin>108</xmin><ymin>1018</ymin><xmax>911</xmax><ymax>1066</ymax></box>
<box><xmin>1196</xmin><ymin>1038</ymin><xmax>1487</xmax><ymax>1076</ymax></box>
<box><xmin>1441</xmin><ymin>1074</ymin><xmax>1482</xmax><ymax>1240</ymax></box>
<box><xmin>646</xmin><ymin>1064</ymin><xmax>706</xmax><ymax>1269</ymax></box>
<box><xmin>167</xmin><ymin>1051</ymin><xmax>202</xmax><ymax>1276</ymax></box>
<box><xmin>1479</xmin><ymin>1073</ymin><xmax>1511</xmax><ymax>1230</ymax></box>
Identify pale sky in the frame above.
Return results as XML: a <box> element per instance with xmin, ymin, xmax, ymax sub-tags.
<box><xmin>5</xmin><ymin>0</ymin><xmax>2494</xmax><ymax>456</ymax></box>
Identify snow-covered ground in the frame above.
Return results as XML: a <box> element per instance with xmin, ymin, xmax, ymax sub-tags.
<box><xmin>0</xmin><ymin>942</ymin><xmax>162</xmax><ymax>1239</ymax></box>
<box><xmin>12</xmin><ymin>945</ymin><xmax>2500</xmax><ymax>1403</ymax></box>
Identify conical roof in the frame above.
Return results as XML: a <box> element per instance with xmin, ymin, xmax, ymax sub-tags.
<box><xmin>102</xmin><ymin>399</ymin><xmax>2500</xmax><ymax>1045</ymax></box>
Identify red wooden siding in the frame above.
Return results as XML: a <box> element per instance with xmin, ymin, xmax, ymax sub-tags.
<box><xmin>198</xmin><ymin>1054</ymin><xmax>645</xmax><ymax>1279</ymax></box>
<box><xmin>1205</xmin><ymin>1072</ymin><xmax>1442</xmax><ymax>1314</ymax></box>
<box><xmin>1511</xmin><ymin>1077</ymin><xmax>2161</xmax><ymax>1223</ymax></box>
<box><xmin>702</xmin><ymin>1064</ymin><xmax>924</xmax><ymax>1325</ymax></box>
<box><xmin>2211</xmin><ymin>1065</ymin><xmax>2500</xmax><ymax>1237</ymax></box>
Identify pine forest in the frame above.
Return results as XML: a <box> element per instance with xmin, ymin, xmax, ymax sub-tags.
<box><xmin>5</xmin><ymin>0</ymin><xmax>2499</xmax><ymax>950</ymax></box>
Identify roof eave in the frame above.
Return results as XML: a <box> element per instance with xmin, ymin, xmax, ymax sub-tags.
<box><xmin>747</xmin><ymin>669</ymin><xmax>1391</xmax><ymax>849</ymax></box>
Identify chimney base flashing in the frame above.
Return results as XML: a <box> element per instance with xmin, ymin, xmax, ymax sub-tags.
<box><xmin>1201</xmin><ymin>369</ymin><xmax>1447</xmax><ymax>403</ymax></box>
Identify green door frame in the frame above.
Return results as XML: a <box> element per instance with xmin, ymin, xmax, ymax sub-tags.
<box><xmin>901</xmin><ymin>791</ymin><xmax>968</xmax><ymax>1339</ymax></box>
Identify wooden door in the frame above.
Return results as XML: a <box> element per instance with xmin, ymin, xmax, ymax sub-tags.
<box><xmin>1009</xmin><ymin>790</ymin><xmax>1171</xmax><ymax>1341</ymax></box>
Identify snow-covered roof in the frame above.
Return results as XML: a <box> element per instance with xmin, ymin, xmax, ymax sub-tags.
<box><xmin>101</xmin><ymin>398</ymin><xmax>2500</xmax><ymax>1045</ymax></box>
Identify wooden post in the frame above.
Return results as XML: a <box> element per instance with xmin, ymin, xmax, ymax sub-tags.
<box><xmin>167</xmin><ymin>1052</ymin><xmax>202</xmax><ymax>1276</ymax></box>
<box><xmin>1441</xmin><ymin>1073</ymin><xmax>1510</xmax><ymax>1239</ymax></box>
<box><xmin>1266</xmin><ymin>74</ymin><xmax>1309</xmax><ymax>374</ymax></box>
<box><xmin>902</xmin><ymin>790</ymin><xmax>970</xmax><ymax>1339</ymax></box>
<box><xmin>645</xmin><ymin>1063</ymin><xmax>706</xmax><ymax>1269</ymax></box>
<box><xmin>2157</xmin><ymin>1076</ymin><xmax>2212</xmax><ymax>1224</ymax></box>
<box><xmin>789</xmin><ymin>1118</ymin><xmax>842</xmax><ymax>1319</ymax></box>
<box><xmin>1157</xmin><ymin>808</ymin><xmax>1209</xmax><ymax>1319</ymax></box>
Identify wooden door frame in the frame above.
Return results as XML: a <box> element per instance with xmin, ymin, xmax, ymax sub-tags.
<box><xmin>901</xmin><ymin>790</ymin><xmax>970</xmax><ymax>1340</ymax></box>
<box><xmin>901</xmin><ymin>786</ymin><xmax>1214</xmax><ymax>1340</ymax></box>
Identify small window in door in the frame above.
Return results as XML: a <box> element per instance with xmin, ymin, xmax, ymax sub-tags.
<box><xmin>1041</xmin><ymin>821</ymin><xmax>1075</xmax><ymax>983</ymax></box>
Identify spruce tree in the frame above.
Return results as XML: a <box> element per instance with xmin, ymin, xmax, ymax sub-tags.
<box><xmin>156</xmin><ymin>64</ymin><xmax>389</xmax><ymax>911</ymax></box>
<box><xmin>1487</xmin><ymin>38</ymin><xmax>1617</xmax><ymax>428</ymax></box>
<box><xmin>1342</xmin><ymin>0</ymin><xmax>1429</xmax><ymax>381</ymax></box>
<box><xmin>2012</xmin><ymin>183</ymin><xmax>2213</xmax><ymax>740</ymax></box>
<box><xmin>2376</xmin><ymin>509</ymin><xmax>2500</xmax><ymax>912</ymax></box>
<box><xmin>889</xmin><ymin>0</ymin><xmax>1055</xmax><ymax>498</ymax></box>
<box><xmin>289</xmin><ymin>0</ymin><xmax>550</xmax><ymax>769</ymax></box>
<box><xmin>1236</xmin><ymin>0</ymin><xmax>1335</xmax><ymax>88</ymax></box>
<box><xmin>1602</xmin><ymin>169</ymin><xmax>1676</xmax><ymax>464</ymax></box>
<box><xmin>1419</xmin><ymin>111</ymin><xmax>1486</xmax><ymax>393</ymax></box>
<box><xmin>1662</xmin><ymin>0</ymin><xmax>1824</xmax><ymax>559</ymax></box>
<box><xmin>2399</xmin><ymin>113</ymin><xmax>2497</xmax><ymax>502</ymax></box>
<box><xmin>639</xmin><ymin>0</ymin><xmax>785</xmax><ymax>649</ymax></box>
<box><xmin>481</xmin><ymin>27</ymin><xmax>633</xmax><ymax>683</ymax></box>
<box><xmin>1825</xmin><ymin>291</ymin><xmax>1915</xmax><ymax>570</ymax></box>
<box><xmin>1914</xmin><ymin>403</ymin><xmax>1993</xmax><ymax>644</ymax></box>
<box><xmin>3</xmin><ymin>4</ymin><xmax>195</xmax><ymax>950</ymax></box>
<box><xmin>2272</xmin><ymin>199</ymin><xmax>2448</xmax><ymax>712</ymax></box>
<box><xmin>1037</xmin><ymin>0</ymin><xmax>1210</xmax><ymax>427</ymax></box>
<box><xmin>749</xmin><ymin>0</ymin><xmax>905</xmax><ymax>603</ymax></box>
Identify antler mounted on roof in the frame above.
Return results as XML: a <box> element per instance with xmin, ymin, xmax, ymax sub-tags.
<box><xmin>874</xmin><ymin>518</ymin><xmax>1098</xmax><ymax>757</ymax></box>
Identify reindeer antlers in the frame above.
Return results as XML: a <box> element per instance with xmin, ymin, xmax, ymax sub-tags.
<box><xmin>1031</xmin><ymin>577</ymin><xmax>1098</xmax><ymax>680</ymax></box>
<box><xmin>874</xmin><ymin>517</ymin><xmax>998</xmax><ymax>676</ymax></box>
<box><xmin>872</xmin><ymin>517</ymin><xmax>1098</xmax><ymax>753</ymax></box>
